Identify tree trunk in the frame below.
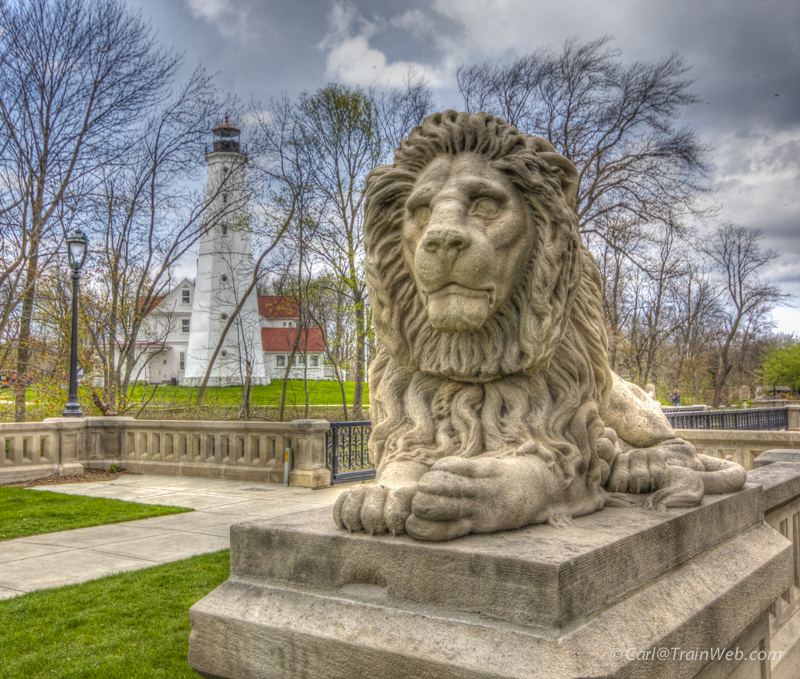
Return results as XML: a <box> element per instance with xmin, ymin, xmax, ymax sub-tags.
<box><xmin>241</xmin><ymin>361</ymin><xmax>252</xmax><ymax>421</ymax></box>
<box><xmin>302</xmin><ymin>330</ymin><xmax>310</xmax><ymax>419</ymax></box>
<box><xmin>712</xmin><ymin>352</ymin><xmax>731</xmax><ymax>409</ymax></box>
<box><xmin>335</xmin><ymin>364</ymin><xmax>349</xmax><ymax>421</ymax></box>
<box><xmin>351</xmin><ymin>295</ymin><xmax>365</xmax><ymax>420</ymax></box>
<box><xmin>14</xmin><ymin>233</ymin><xmax>41</xmax><ymax>422</ymax></box>
<box><xmin>279</xmin><ymin>335</ymin><xmax>301</xmax><ymax>422</ymax></box>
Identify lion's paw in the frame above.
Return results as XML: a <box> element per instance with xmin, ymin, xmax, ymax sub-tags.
<box><xmin>606</xmin><ymin>447</ymin><xmax>669</xmax><ymax>494</ymax></box>
<box><xmin>333</xmin><ymin>483</ymin><xmax>417</xmax><ymax>536</ymax></box>
<box><xmin>405</xmin><ymin>455</ymin><xmax>556</xmax><ymax>541</ymax></box>
<box><xmin>642</xmin><ymin>466</ymin><xmax>704</xmax><ymax>512</ymax></box>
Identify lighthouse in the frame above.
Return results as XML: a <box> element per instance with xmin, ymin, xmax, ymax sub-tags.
<box><xmin>182</xmin><ymin>118</ymin><xmax>269</xmax><ymax>387</ymax></box>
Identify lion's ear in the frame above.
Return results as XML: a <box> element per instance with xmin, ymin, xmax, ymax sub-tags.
<box><xmin>537</xmin><ymin>152</ymin><xmax>579</xmax><ymax>212</ymax></box>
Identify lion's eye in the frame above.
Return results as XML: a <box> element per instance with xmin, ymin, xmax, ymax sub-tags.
<box><xmin>470</xmin><ymin>197</ymin><xmax>501</xmax><ymax>218</ymax></box>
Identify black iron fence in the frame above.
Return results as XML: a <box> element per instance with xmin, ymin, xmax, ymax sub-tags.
<box><xmin>326</xmin><ymin>421</ymin><xmax>375</xmax><ymax>484</ymax></box>
<box><xmin>666</xmin><ymin>407</ymin><xmax>789</xmax><ymax>431</ymax></box>
<box><xmin>325</xmin><ymin>407</ymin><xmax>789</xmax><ymax>482</ymax></box>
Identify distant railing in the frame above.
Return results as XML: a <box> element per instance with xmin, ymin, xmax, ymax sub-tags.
<box><xmin>326</xmin><ymin>421</ymin><xmax>375</xmax><ymax>484</ymax></box>
<box><xmin>667</xmin><ymin>407</ymin><xmax>789</xmax><ymax>431</ymax></box>
<box><xmin>661</xmin><ymin>405</ymin><xmax>711</xmax><ymax>413</ymax></box>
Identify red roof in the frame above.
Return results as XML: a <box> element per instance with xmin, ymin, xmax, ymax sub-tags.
<box><xmin>261</xmin><ymin>327</ymin><xmax>325</xmax><ymax>352</ymax></box>
<box><xmin>258</xmin><ymin>296</ymin><xmax>298</xmax><ymax>319</ymax></box>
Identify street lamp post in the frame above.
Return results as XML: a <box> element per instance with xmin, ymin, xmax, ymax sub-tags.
<box><xmin>62</xmin><ymin>230</ymin><xmax>88</xmax><ymax>418</ymax></box>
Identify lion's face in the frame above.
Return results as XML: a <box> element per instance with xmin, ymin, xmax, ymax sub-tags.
<box><xmin>364</xmin><ymin>111</ymin><xmax>594</xmax><ymax>384</ymax></box>
<box><xmin>401</xmin><ymin>153</ymin><xmax>535</xmax><ymax>334</ymax></box>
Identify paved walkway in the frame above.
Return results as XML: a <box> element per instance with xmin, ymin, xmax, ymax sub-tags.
<box><xmin>0</xmin><ymin>475</ymin><xmax>352</xmax><ymax>601</ymax></box>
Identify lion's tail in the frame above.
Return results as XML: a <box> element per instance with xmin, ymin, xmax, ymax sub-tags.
<box><xmin>698</xmin><ymin>454</ymin><xmax>747</xmax><ymax>495</ymax></box>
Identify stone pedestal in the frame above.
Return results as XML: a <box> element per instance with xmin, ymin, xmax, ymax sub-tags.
<box><xmin>189</xmin><ymin>485</ymin><xmax>792</xmax><ymax>679</ymax></box>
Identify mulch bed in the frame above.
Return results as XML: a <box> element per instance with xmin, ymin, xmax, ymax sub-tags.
<box><xmin>1</xmin><ymin>468</ymin><xmax>140</xmax><ymax>488</ymax></box>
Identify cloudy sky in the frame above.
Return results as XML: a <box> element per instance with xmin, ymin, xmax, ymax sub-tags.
<box><xmin>130</xmin><ymin>0</ymin><xmax>800</xmax><ymax>332</ymax></box>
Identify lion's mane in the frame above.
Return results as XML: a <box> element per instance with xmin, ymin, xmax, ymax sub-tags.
<box><xmin>364</xmin><ymin>111</ymin><xmax>612</xmax><ymax>504</ymax></box>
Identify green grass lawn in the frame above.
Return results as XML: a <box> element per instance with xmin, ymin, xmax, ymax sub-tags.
<box><xmin>0</xmin><ymin>488</ymin><xmax>192</xmax><ymax>541</ymax></box>
<box><xmin>128</xmin><ymin>379</ymin><xmax>370</xmax><ymax>408</ymax></box>
<box><xmin>0</xmin><ymin>550</ymin><xmax>229</xmax><ymax>678</ymax></box>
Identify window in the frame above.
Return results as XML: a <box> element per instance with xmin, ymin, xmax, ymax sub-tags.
<box><xmin>220</xmin><ymin>350</ymin><xmax>228</xmax><ymax>358</ymax></box>
<box><xmin>181</xmin><ymin>289</ymin><xmax>190</xmax><ymax>304</ymax></box>
<box><xmin>222</xmin><ymin>193</ymin><xmax>228</xmax><ymax>204</ymax></box>
<box><xmin>179</xmin><ymin>352</ymin><xmax>185</xmax><ymax>371</ymax></box>
<box><xmin>221</xmin><ymin>274</ymin><xmax>229</xmax><ymax>283</ymax></box>
<box><xmin>296</xmin><ymin>354</ymin><xmax>304</xmax><ymax>366</ymax></box>
<box><xmin>181</xmin><ymin>318</ymin><xmax>190</xmax><ymax>333</ymax></box>
<box><xmin>221</xmin><ymin>224</ymin><xmax>228</xmax><ymax>235</ymax></box>
<box><xmin>221</xmin><ymin>313</ymin><xmax>228</xmax><ymax>320</ymax></box>
<box><xmin>282</xmin><ymin>321</ymin><xmax>294</xmax><ymax>328</ymax></box>
<box><xmin>310</xmin><ymin>355</ymin><xmax>319</xmax><ymax>367</ymax></box>
<box><xmin>276</xmin><ymin>355</ymin><xmax>285</xmax><ymax>367</ymax></box>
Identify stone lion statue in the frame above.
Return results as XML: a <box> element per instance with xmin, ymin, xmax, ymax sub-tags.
<box><xmin>333</xmin><ymin>111</ymin><xmax>745</xmax><ymax>541</ymax></box>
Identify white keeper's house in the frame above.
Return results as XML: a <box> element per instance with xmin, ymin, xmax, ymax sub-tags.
<box><xmin>133</xmin><ymin>119</ymin><xmax>327</xmax><ymax>386</ymax></box>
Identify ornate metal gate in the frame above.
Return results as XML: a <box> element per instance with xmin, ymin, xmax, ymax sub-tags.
<box><xmin>326</xmin><ymin>421</ymin><xmax>375</xmax><ymax>484</ymax></box>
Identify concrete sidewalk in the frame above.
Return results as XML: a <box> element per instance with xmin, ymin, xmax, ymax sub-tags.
<box><xmin>0</xmin><ymin>475</ymin><xmax>352</xmax><ymax>601</ymax></box>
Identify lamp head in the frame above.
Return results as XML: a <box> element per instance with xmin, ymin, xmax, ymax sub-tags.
<box><xmin>66</xmin><ymin>229</ymin><xmax>88</xmax><ymax>272</ymax></box>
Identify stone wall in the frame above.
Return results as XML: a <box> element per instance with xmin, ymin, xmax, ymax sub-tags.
<box><xmin>0</xmin><ymin>416</ymin><xmax>331</xmax><ymax>488</ymax></box>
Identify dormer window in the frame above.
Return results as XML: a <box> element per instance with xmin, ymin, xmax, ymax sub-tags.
<box><xmin>181</xmin><ymin>289</ymin><xmax>191</xmax><ymax>305</ymax></box>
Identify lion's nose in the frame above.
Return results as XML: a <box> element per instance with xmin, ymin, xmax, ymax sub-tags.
<box><xmin>420</xmin><ymin>228</ymin><xmax>471</xmax><ymax>255</ymax></box>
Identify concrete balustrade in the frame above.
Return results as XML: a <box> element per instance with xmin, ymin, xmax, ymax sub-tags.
<box><xmin>682</xmin><ymin>428</ymin><xmax>800</xmax><ymax>470</ymax></box>
<box><xmin>0</xmin><ymin>418</ymin><xmax>85</xmax><ymax>482</ymax></box>
<box><xmin>747</xmin><ymin>451</ymin><xmax>800</xmax><ymax>678</ymax></box>
<box><xmin>0</xmin><ymin>417</ymin><xmax>330</xmax><ymax>488</ymax></box>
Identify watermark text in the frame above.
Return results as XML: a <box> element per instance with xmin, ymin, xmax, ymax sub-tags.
<box><xmin>610</xmin><ymin>647</ymin><xmax>780</xmax><ymax>663</ymax></box>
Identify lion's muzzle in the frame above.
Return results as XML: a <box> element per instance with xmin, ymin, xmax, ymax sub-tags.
<box><xmin>425</xmin><ymin>284</ymin><xmax>495</xmax><ymax>333</ymax></box>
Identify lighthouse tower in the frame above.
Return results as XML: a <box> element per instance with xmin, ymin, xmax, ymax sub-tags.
<box><xmin>182</xmin><ymin>119</ymin><xmax>268</xmax><ymax>387</ymax></box>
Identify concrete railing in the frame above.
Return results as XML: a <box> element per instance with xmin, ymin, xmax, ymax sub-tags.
<box><xmin>748</xmin><ymin>450</ymin><xmax>800</xmax><ymax>678</ymax></box>
<box><xmin>0</xmin><ymin>418</ymin><xmax>86</xmax><ymax>483</ymax></box>
<box><xmin>681</xmin><ymin>429</ymin><xmax>800</xmax><ymax>471</ymax></box>
<box><xmin>0</xmin><ymin>417</ymin><xmax>331</xmax><ymax>488</ymax></box>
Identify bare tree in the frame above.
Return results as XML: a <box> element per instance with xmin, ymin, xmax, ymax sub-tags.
<box><xmin>291</xmin><ymin>84</ymin><xmax>382</xmax><ymax>420</ymax></box>
<box><xmin>305</xmin><ymin>273</ymin><xmax>357</xmax><ymax>421</ymax></box>
<box><xmin>377</xmin><ymin>69</ymin><xmax>437</xmax><ymax>150</ymax></box>
<box><xmin>456</xmin><ymin>49</ymin><xmax>550</xmax><ymax>131</ymax></box>
<box><xmin>0</xmin><ymin>0</ymin><xmax>178</xmax><ymax>420</ymax></box>
<box><xmin>293</xmin><ymin>81</ymin><xmax>434</xmax><ymax>420</ymax></box>
<box><xmin>703</xmin><ymin>223</ymin><xmax>787</xmax><ymax>407</ymax></box>
<box><xmin>665</xmin><ymin>265</ymin><xmax>720</xmax><ymax>398</ymax></box>
<box><xmin>589</xmin><ymin>214</ymin><xmax>644</xmax><ymax>371</ymax></box>
<box><xmin>457</xmin><ymin>37</ymin><xmax>712</xmax><ymax>244</ymax></box>
<box><xmin>80</xmin><ymin>68</ymin><xmax>236</xmax><ymax>415</ymax></box>
<box><xmin>626</xmin><ymin>220</ymin><xmax>693</xmax><ymax>385</ymax></box>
